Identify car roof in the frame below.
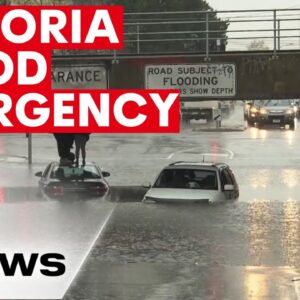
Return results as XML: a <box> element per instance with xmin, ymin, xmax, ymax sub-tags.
<box><xmin>166</xmin><ymin>161</ymin><xmax>229</xmax><ymax>170</ymax></box>
<box><xmin>50</xmin><ymin>161</ymin><xmax>98</xmax><ymax>168</ymax></box>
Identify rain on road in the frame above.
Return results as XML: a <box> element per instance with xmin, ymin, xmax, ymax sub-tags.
<box><xmin>1</xmin><ymin>106</ymin><xmax>300</xmax><ymax>299</ymax></box>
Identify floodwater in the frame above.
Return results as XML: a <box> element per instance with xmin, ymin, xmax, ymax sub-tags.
<box><xmin>1</xmin><ymin>105</ymin><xmax>300</xmax><ymax>299</ymax></box>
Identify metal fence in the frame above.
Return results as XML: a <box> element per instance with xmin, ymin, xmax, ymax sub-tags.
<box><xmin>100</xmin><ymin>9</ymin><xmax>300</xmax><ymax>59</ymax></box>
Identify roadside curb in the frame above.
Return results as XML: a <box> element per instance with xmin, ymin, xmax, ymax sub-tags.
<box><xmin>0</xmin><ymin>156</ymin><xmax>28</xmax><ymax>163</ymax></box>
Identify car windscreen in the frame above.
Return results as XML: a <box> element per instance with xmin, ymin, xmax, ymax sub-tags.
<box><xmin>264</xmin><ymin>100</ymin><xmax>292</xmax><ymax>107</ymax></box>
<box><xmin>253</xmin><ymin>100</ymin><xmax>265</xmax><ymax>106</ymax></box>
<box><xmin>153</xmin><ymin>169</ymin><xmax>218</xmax><ymax>190</ymax></box>
<box><xmin>50</xmin><ymin>165</ymin><xmax>101</xmax><ymax>180</ymax></box>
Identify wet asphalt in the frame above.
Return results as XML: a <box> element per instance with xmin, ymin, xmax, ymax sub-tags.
<box><xmin>2</xmin><ymin>106</ymin><xmax>300</xmax><ymax>299</ymax></box>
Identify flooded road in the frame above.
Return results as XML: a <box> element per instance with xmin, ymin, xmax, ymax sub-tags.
<box><xmin>65</xmin><ymin>119</ymin><xmax>300</xmax><ymax>299</ymax></box>
<box><xmin>1</xmin><ymin>107</ymin><xmax>300</xmax><ymax>299</ymax></box>
<box><xmin>65</xmin><ymin>197</ymin><xmax>300</xmax><ymax>299</ymax></box>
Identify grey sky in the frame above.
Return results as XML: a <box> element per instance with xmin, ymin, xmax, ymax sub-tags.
<box><xmin>207</xmin><ymin>0</ymin><xmax>300</xmax><ymax>11</ymax></box>
<box><xmin>206</xmin><ymin>0</ymin><xmax>300</xmax><ymax>50</ymax></box>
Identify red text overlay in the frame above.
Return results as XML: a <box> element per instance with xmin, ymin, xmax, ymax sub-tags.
<box><xmin>0</xmin><ymin>6</ymin><xmax>180</xmax><ymax>133</ymax></box>
<box><xmin>0</xmin><ymin>90</ymin><xmax>180</xmax><ymax>133</ymax></box>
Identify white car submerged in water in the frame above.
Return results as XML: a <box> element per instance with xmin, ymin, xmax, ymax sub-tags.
<box><xmin>143</xmin><ymin>162</ymin><xmax>239</xmax><ymax>203</ymax></box>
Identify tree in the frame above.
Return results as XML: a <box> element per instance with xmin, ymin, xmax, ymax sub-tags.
<box><xmin>247</xmin><ymin>40</ymin><xmax>269</xmax><ymax>51</ymax></box>
<box><xmin>1</xmin><ymin>0</ymin><xmax>228</xmax><ymax>55</ymax></box>
<box><xmin>105</xmin><ymin>0</ymin><xmax>228</xmax><ymax>54</ymax></box>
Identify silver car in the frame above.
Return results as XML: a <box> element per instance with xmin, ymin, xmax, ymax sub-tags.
<box><xmin>256</xmin><ymin>99</ymin><xmax>296</xmax><ymax>130</ymax></box>
<box><xmin>143</xmin><ymin>162</ymin><xmax>239</xmax><ymax>203</ymax></box>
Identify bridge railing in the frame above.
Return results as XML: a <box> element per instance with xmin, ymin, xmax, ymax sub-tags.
<box><xmin>215</xmin><ymin>9</ymin><xmax>300</xmax><ymax>54</ymax></box>
<box><xmin>101</xmin><ymin>9</ymin><xmax>300</xmax><ymax>59</ymax></box>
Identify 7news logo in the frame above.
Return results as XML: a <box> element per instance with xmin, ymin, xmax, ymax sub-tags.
<box><xmin>0</xmin><ymin>253</ymin><xmax>65</xmax><ymax>276</ymax></box>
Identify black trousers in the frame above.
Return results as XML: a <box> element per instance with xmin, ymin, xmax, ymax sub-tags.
<box><xmin>54</xmin><ymin>134</ymin><xmax>74</xmax><ymax>159</ymax></box>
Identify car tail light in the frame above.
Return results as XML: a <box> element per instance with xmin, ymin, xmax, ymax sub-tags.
<box><xmin>52</xmin><ymin>185</ymin><xmax>64</xmax><ymax>196</ymax></box>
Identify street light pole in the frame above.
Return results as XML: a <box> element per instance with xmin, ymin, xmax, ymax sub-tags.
<box><xmin>277</xmin><ymin>19</ymin><xmax>280</xmax><ymax>51</ymax></box>
<box><xmin>27</xmin><ymin>134</ymin><xmax>32</xmax><ymax>165</ymax></box>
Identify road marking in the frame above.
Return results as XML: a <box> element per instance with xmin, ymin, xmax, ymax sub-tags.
<box><xmin>167</xmin><ymin>147</ymin><xmax>234</xmax><ymax>160</ymax></box>
<box><xmin>167</xmin><ymin>153</ymin><xmax>175</xmax><ymax>159</ymax></box>
<box><xmin>226</xmin><ymin>149</ymin><xmax>234</xmax><ymax>159</ymax></box>
<box><xmin>167</xmin><ymin>146</ymin><xmax>200</xmax><ymax>160</ymax></box>
<box><xmin>202</xmin><ymin>153</ymin><xmax>229</xmax><ymax>157</ymax></box>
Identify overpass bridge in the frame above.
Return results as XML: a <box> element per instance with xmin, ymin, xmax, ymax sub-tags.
<box><xmin>52</xmin><ymin>9</ymin><xmax>300</xmax><ymax>100</ymax></box>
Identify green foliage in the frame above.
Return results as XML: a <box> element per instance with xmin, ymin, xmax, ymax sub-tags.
<box><xmin>104</xmin><ymin>0</ymin><xmax>212</xmax><ymax>13</ymax></box>
<box><xmin>0</xmin><ymin>0</ymin><xmax>228</xmax><ymax>55</ymax></box>
<box><xmin>107</xmin><ymin>0</ymin><xmax>228</xmax><ymax>54</ymax></box>
<box><xmin>247</xmin><ymin>40</ymin><xmax>269</xmax><ymax>51</ymax></box>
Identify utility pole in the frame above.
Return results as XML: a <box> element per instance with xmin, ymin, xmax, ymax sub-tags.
<box><xmin>27</xmin><ymin>134</ymin><xmax>32</xmax><ymax>165</ymax></box>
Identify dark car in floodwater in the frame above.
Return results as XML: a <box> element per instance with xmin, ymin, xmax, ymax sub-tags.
<box><xmin>35</xmin><ymin>162</ymin><xmax>110</xmax><ymax>198</ymax></box>
<box><xmin>244</xmin><ymin>100</ymin><xmax>265</xmax><ymax>126</ymax></box>
<box><xmin>256</xmin><ymin>99</ymin><xmax>296</xmax><ymax>130</ymax></box>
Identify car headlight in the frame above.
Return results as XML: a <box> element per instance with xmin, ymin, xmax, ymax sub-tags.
<box><xmin>260</xmin><ymin>108</ymin><xmax>268</xmax><ymax>115</ymax></box>
<box><xmin>286</xmin><ymin>109</ymin><xmax>294</xmax><ymax>115</ymax></box>
<box><xmin>250</xmin><ymin>107</ymin><xmax>257</xmax><ymax>113</ymax></box>
<box><xmin>293</xmin><ymin>106</ymin><xmax>298</xmax><ymax>112</ymax></box>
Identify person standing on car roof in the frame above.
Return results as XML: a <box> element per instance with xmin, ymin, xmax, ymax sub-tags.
<box><xmin>74</xmin><ymin>133</ymin><xmax>90</xmax><ymax>166</ymax></box>
<box><xmin>53</xmin><ymin>133</ymin><xmax>75</xmax><ymax>164</ymax></box>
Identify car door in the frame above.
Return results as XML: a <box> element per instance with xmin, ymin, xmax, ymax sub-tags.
<box><xmin>39</xmin><ymin>163</ymin><xmax>52</xmax><ymax>189</ymax></box>
<box><xmin>227</xmin><ymin>168</ymin><xmax>239</xmax><ymax>198</ymax></box>
<box><xmin>220</xmin><ymin>167</ymin><xmax>235</xmax><ymax>200</ymax></box>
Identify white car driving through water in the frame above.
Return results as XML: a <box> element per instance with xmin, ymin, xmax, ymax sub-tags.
<box><xmin>143</xmin><ymin>162</ymin><xmax>239</xmax><ymax>203</ymax></box>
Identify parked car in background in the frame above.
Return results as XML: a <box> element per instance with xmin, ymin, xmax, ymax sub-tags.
<box><xmin>292</xmin><ymin>99</ymin><xmax>300</xmax><ymax>119</ymax></box>
<box><xmin>181</xmin><ymin>100</ymin><xmax>221</xmax><ymax>125</ymax></box>
<box><xmin>256</xmin><ymin>99</ymin><xmax>296</xmax><ymax>130</ymax></box>
<box><xmin>244</xmin><ymin>100</ymin><xmax>265</xmax><ymax>126</ymax></box>
<box><xmin>35</xmin><ymin>162</ymin><xmax>110</xmax><ymax>198</ymax></box>
<box><xmin>143</xmin><ymin>162</ymin><xmax>239</xmax><ymax>203</ymax></box>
